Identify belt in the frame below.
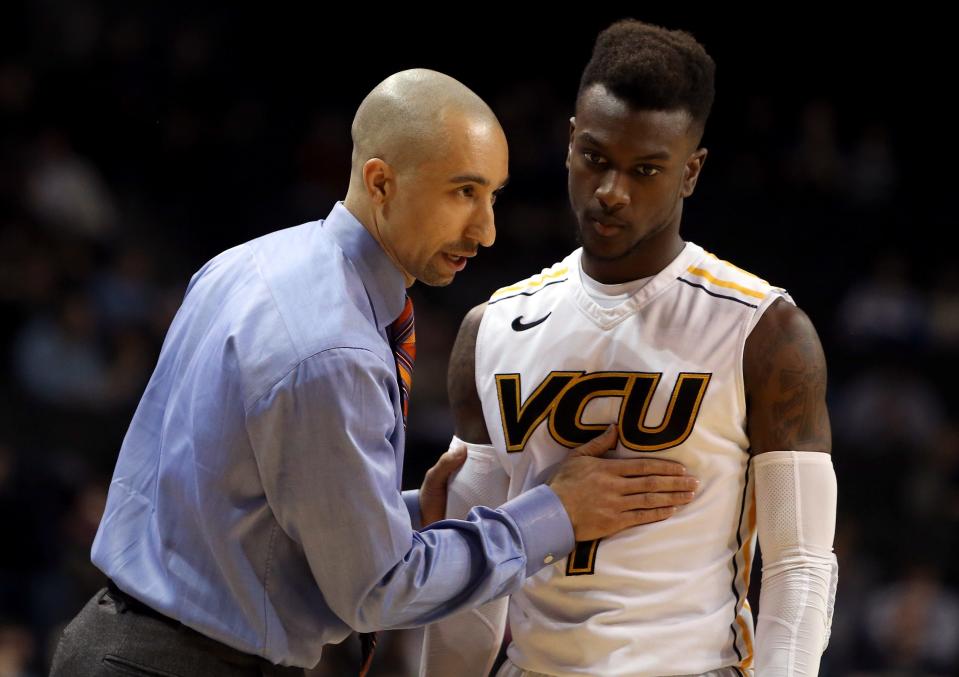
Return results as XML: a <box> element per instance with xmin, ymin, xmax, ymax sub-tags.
<box><xmin>105</xmin><ymin>580</ymin><xmax>302</xmax><ymax>675</ymax></box>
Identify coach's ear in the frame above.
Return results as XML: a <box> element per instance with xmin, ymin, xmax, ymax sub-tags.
<box><xmin>362</xmin><ymin>157</ymin><xmax>395</xmax><ymax>205</ymax></box>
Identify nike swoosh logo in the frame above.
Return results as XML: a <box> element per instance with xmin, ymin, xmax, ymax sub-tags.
<box><xmin>511</xmin><ymin>312</ymin><xmax>551</xmax><ymax>332</ymax></box>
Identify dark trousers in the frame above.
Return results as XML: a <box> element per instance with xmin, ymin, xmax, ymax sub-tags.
<box><xmin>50</xmin><ymin>584</ymin><xmax>305</xmax><ymax>677</ymax></box>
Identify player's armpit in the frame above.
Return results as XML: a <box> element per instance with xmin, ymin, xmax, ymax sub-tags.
<box><xmin>449</xmin><ymin>303</ymin><xmax>491</xmax><ymax>444</ymax></box>
<box><xmin>743</xmin><ymin>298</ymin><xmax>831</xmax><ymax>455</ymax></box>
<box><xmin>421</xmin><ymin>439</ymin><xmax>510</xmax><ymax>676</ymax></box>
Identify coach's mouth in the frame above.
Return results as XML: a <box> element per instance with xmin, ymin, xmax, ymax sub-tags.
<box><xmin>442</xmin><ymin>253</ymin><xmax>470</xmax><ymax>272</ymax></box>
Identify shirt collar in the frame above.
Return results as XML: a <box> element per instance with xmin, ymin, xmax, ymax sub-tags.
<box><xmin>322</xmin><ymin>201</ymin><xmax>407</xmax><ymax>329</ymax></box>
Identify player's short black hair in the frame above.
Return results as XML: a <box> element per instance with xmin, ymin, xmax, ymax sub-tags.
<box><xmin>578</xmin><ymin>19</ymin><xmax>716</xmax><ymax>142</ymax></box>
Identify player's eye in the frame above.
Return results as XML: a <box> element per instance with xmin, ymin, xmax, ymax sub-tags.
<box><xmin>584</xmin><ymin>151</ymin><xmax>606</xmax><ymax>165</ymax></box>
<box><xmin>635</xmin><ymin>166</ymin><xmax>661</xmax><ymax>177</ymax></box>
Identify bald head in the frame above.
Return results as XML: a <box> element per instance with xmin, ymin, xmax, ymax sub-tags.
<box><xmin>350</xmin><ymin>69</ymin><xmax>501</xmax><ymax>177</ymax></box>
<box><xmin>344</xmin><ymin>70</ymin><xmax>509</xmax><ymax>289</ymax></box>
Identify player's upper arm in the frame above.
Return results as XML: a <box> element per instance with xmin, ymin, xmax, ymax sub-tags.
<box><xmin>743</xmin><ymin>298</ymin><xmax>832</xmax><ymax>456</ymax></box>
<box><xmin>448</xmin><ymin>303</ymin><xmax>491</xmax><ymax>444</ymax></box>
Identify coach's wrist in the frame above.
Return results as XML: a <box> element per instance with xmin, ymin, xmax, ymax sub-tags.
<box><xmin>500</xmin><ymin>485</ymin><xmax>575</xmax><ymax>577</ymax></box>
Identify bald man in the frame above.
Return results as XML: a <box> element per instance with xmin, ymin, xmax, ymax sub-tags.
<box><xmin>50</xmin><ymin>70</ymin><xmax>696</xmax><ymax>676</ymax></box>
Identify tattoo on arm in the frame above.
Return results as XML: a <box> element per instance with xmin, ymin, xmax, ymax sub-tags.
<box><xmin>745</xmin><ymin>299</ymin><xmax>831</xmax><ymax>454</ymax></box>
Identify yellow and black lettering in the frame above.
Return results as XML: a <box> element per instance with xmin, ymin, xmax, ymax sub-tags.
<box><xmin>495</xmin><ymin>370</ymin><xmax>711</xmax><ymax>454</ymax></box>
<box><xmin>619</xmin><ymin>372</ymin><xmax>711</xmax><ymax>452</ymax></box>
<box><xmin>496</xmin><ymin>372</ymin><xmax>582</xmax><ymax>452</ymax></box>
<box><xmin>549</xmin><ymin>373</ymin><xmax>632</xmax><ymax>447</ymax></box>
<box><xmin>566</xmin><ymin>539</ymin><xmax>601</xmax><ymax>576</ymax></box>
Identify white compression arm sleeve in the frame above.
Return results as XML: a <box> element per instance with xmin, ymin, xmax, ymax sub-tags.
<box><xmin>754</xmin><ymin>451</ymin><xmax>838</xmax><ymax>677</ymax></box>
<box><xmin>420</xmin><ymin>437</ymin><xmax>512</xmax><ymax>677</ymax></box>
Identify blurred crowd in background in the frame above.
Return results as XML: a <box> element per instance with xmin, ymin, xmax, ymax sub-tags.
<box><xmin>1</xmin><ymin>4</ymin><xmax>956</xmax><ymax>676</ymax></box>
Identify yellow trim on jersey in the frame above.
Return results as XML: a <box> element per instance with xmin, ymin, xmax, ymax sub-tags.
<box><xmin>685</xmin><ymin>266</ymin><xmax>767</xmax><ymax>300</ymax></box>
<box><xmin>741</xmin><ymin>600</ymin><xmax>754</xmax><ymax>669</ymax></box>
<box><xmin>704</xmin><ymin>251</ymin><xmax>770</xmax><ymax>285</ymax></box>
<box><xmin>705</xmin><ymin>251</ymin><xmax>789</xmax><ymax>295</ymax></box>
<box><xmin>736</xmin><ymin>494</ymin><xmax>757</xmax><ymax>669</ymax></box>
<box><xmin>491</xmin><ymin>266</ymin><xmax>570</xmax><ymax>299</ymax></box>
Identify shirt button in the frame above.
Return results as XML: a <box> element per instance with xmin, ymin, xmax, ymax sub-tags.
<box><xmin>543</xmin><ymin>554</ymin><xmax>555</xmax><ymax>564</ymax></box>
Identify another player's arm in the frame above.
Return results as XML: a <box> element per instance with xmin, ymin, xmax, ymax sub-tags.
<box><xmin>417</xmin><ymin>303</ymin><xmax>492</xmax><ymax>528</ymax></box>
<box><xmin>743</xmin><ymin>298</ymin><xmax>837</xmax><ymax>676</ymax></box>
<box><xmin>421</xmin><ymin>303</ymin><xmax>509</xmax><ymax>677</ymax></box>
<box><xmin>448</xmin><ymin>303</ymin><xmax>491</xmax><ymax>443</ymax></box>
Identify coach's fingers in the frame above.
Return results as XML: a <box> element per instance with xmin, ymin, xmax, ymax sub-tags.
<box><xmin>419</xmin><ymin>442</ymin><xmax>468</xmax><ymax>526</ymax></box>
<box><xmin>614</xmin><ymin>474</ymin><xmax>700</xmax><ymax>494</ymax></box>
<box><xmin>569</xmin><ymin>425</ymin><xmax>619</xmax><ymax>458</ymax></box>
<box><xmin>620</xmin><ymin>490</ymin><xmax>695</xmax><ymax>511</ymax></box>
<box><xmin>622</xmin><ymin>506</ymin><xmax>680</xmax><ymax>528</ymax></box>
<box><xmin>425</xmin><ymin>442</ymin><xmax>469</xmax><ymax>488</ymax></box>
<box><xmin>609</xmin><ymin>457</ymin><xmax>687</xmax><ymax>477</ymax></box>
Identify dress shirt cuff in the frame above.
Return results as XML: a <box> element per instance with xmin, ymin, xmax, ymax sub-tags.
<box><xmin>499</xmin><ymin>485</ymin><xmax>575</xmax><ymax>577</ymax></box>
<box><xmin>403</xmin><ymin>489</ymin><xmax>422</xmax><ymax>531</ymax></box>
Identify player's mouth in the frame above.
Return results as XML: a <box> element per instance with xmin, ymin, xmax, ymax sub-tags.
<box><xmin>589</xmin><ymin>218</ymin><xmax>626</xmax><ymax>238</ymax></box>
<box><xmin>584</xmin><ymin>210</ymin><xmax>630</xmax><ymax>238</ymax></box>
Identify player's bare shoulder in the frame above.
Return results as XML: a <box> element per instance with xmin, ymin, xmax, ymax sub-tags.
<box><xmin>448</xmin><ymin>303</ymin><xmax>489</xmax><ymax>443</ymax></box>
<box><xmin>744</xmin><ymin>298</ymin><xmax>831</xmax><ymax>455</ymax></box>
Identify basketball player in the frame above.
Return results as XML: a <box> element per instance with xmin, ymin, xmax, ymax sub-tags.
<box><xmin>420</xmin><ymin>19</ymin><xmax>838</xmax><ymax>677</ymax></box>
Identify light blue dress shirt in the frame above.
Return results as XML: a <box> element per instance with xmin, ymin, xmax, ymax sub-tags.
<box><xmin>90</xmin><ymin>202</ymin><xmax>574</xmax><ymax>668</ymax></box>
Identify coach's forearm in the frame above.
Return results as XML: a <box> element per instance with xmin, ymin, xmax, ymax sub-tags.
<box><xmin>348</xmin><ymin>486</ymin><xmax>573</xmax><ymax>631</ymax></box>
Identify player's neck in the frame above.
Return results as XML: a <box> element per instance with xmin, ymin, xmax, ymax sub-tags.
<box><xmin>581</xmin><ymin>233</ymin><xmax>686</xmax><ymax>284</ymax></box>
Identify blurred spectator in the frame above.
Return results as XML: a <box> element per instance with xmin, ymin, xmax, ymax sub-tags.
<box><xmin>90</xmin><ymin>245</ymin><xmax>157</xmax><ymax>329</ymax></box>
<box><xmin>863</xmin><ymin>563</ymin><xmax>959</xmax><ymax>674</ymax></box>
<box><xmin>785</xmin><ymin>99</ymin><xmax>843</xmax><ymax>195</ymax></box>
<box><xmin>837</xmin><ymin>254</ymin><xmax>927</xmax><ymax>348</ymax></box>
<box><xmin>929</xmin><ymin>265</ymin><xmax>959</xmax><ymax>350</ymax></box>
<box><xmin>12</xmin><ymin>290</ymin><xmax>112</xmax><ymax>408</ymax></box>
<box><xmin>0</xmin><ymin>621</ymin><xmax>36</xmax><ymax>677</ymax></box>
<box><xmin>904</xmin><ymin>423</ymin><xmax>959</xmax><ymax>524</ymax></box>
<box><xmin>12</xmin><ymin>288</ymin><xmax>151</xmax><ymax>410</ymax></box>
<box><xmin>834</xmin><ymin>366</ymin><xmax>944</xmax><ymax>452</ymax></box>
<box><xmin>845</xmin><ymin>122</ymin><xmax>898</xmax><ymax>209</ymax></box>
<box><xmin>26</xmin><ymin>131</ymin><xmax>118</xmax><ymax>240</ymax></box>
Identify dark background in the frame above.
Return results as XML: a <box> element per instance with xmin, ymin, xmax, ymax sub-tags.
<box><xmin>1</xmin><ymin>4</ymin><xmax>956</xmax><ymax>675</ymax></box>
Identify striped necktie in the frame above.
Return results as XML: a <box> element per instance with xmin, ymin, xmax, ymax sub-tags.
<box><xmin>358</xmin><ymin>296</ymin><xmax>415</xmax><ymax>676</ymax></box>
<box><xmin>388</xmin><ymin>295</ymin><xmax>416</xmax><ymax>427</ymax></box>
<box><xmin>358</xmin><ymin>631</ymin><xmax>377</xmax><ymax>677</ymax></box>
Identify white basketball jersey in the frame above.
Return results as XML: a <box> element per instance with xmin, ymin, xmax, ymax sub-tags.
<box><xmin>475</xmin><ymin>242</ymin><xmax>793</xmax><ymax>677</ymax></box>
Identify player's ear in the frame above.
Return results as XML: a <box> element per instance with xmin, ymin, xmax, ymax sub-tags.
<box><xmin>681</xmin><ymin>148</ymin><xmax>707</xmax><ymax>198</ymax></box>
